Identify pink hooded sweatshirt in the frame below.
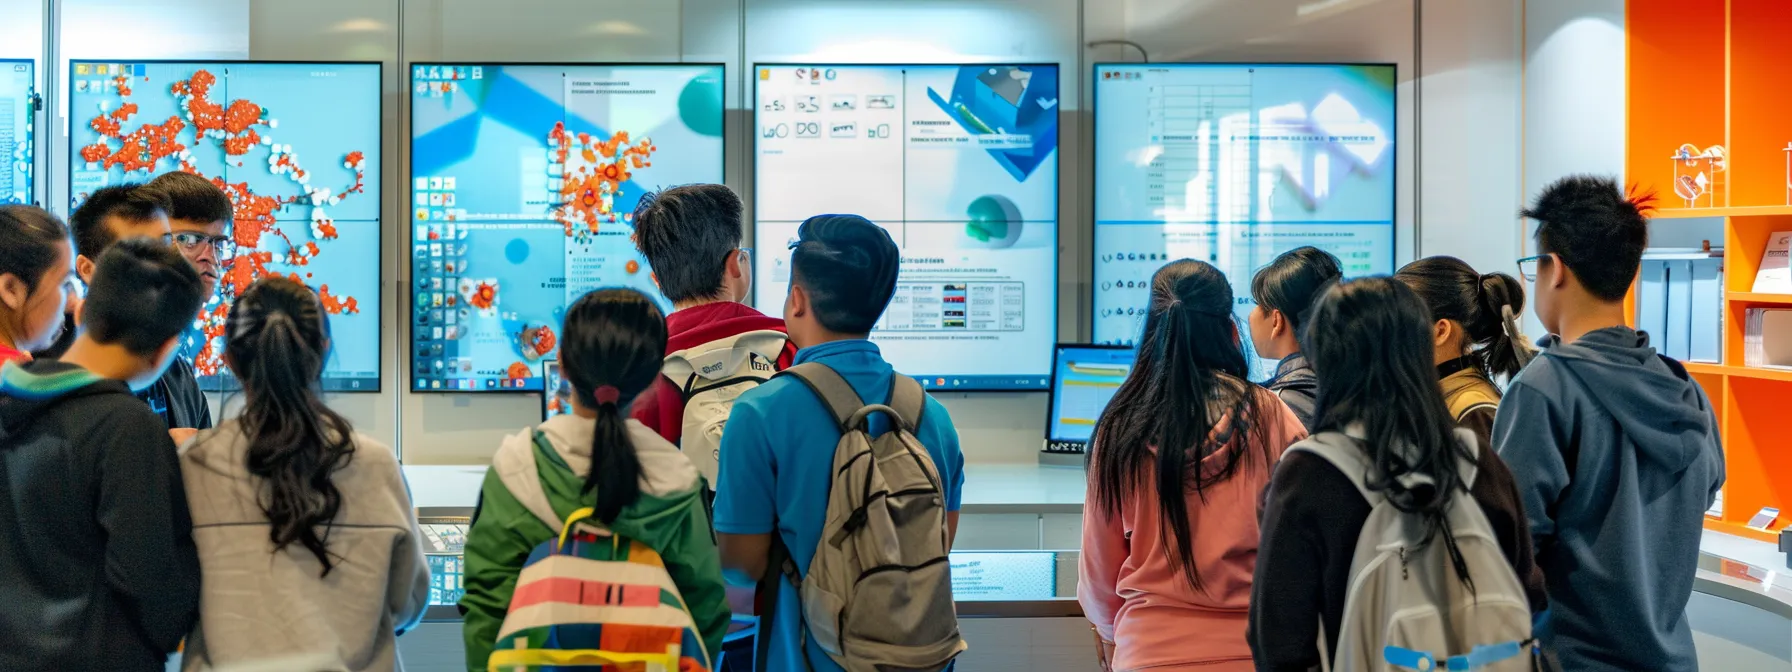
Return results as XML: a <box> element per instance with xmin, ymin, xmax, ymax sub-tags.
<box><xmin>1079</xmin><ymin>388</ymin><xmax>1307</xmax><ymax>671</ymax></box>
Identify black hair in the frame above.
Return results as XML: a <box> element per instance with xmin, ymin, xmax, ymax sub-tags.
<box><xmin>1521</xmin><ymin>175</ymin><xmax>1652</xmax><ymax>302</ymax></box>
<box><xmin>0</xmin><ymin>205</ymin><xmax>72</xmax><ymax>296</ymax></box>
<box><xmin>149</xmin><ymin>171</ymin><xmax>234</xmax><ymax>225</ymax></box>
<box><xmin>1396</xmin><ymin>256</ymin><xmax>1531</xmax><ymax>380</ymax></box>
<box><xmin>1303</xmin><ymin>277</ymin><xmax>1477</xmax><ymax>590</ymax></box>
<box><xmin>223</xmin><ymin>276</ymin><xmax>356</xmax><ymax>576</ymax></box>
<box><xmin>1250</xmin><ymin>246</ymin><xmax>1342</xmax><ymax>333</ymax></box>
<box><xmin>790</xmin><ymin>214</ymin><xmax>900</xmax><ymax>334</ymax></box>
<box><xmin>1088</xmin><ymin>259</ymin><xmax>1269</xmax><ymax>593</ymax></box>
<box><xmin>559</xmin><ymin>287</ymin><xmax>668</xmax><ymax>523</ymax></box>
<box><xmin>82</xmin><ymin>237</ymin><xmax>205</xmax><ymax>358</ymax></box>
<box><xmin>630</xmin><ymin>184</ymin><xmax>743</xmax><ymax>304</ymax></box>
<box><xmin>71</xmin><ymin>184</ymin><xmax>170</xmax><ymax>262</ymax></box>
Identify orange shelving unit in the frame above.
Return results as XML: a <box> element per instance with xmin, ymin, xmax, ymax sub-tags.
<box><xmin>1629</xmin><ymin>0</ymin><xmax>1792</xmax><ymax>544</ymax></box>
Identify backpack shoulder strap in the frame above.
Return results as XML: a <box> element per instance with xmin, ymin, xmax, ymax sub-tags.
<box><xmin>885</xmin><ymin>374</ymin><xmax>926</xmax><ymax>432</ymax></box>
<box><xmin>775</xmin><ymin>362</ymin><xmax>864</xmax><ymax>430</ymax></box>
<box><xmin>1284</xmin><ymin>433</ymin><xmax>1382</xmax><ymax>506</ymax></box>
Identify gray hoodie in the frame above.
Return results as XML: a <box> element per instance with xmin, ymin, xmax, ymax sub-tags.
<box><xmin>1492</xmin><ymin>326</ymin><xmax>1724</xmax><ymax>672</ymax></box>
<box><xmin>178</xmin><ymin>420</ymin><xmax>432</xmax><ymax>672</ymax></box>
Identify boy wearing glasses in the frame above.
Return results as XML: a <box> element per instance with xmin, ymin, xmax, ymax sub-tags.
<box><xmin>70</xmin><ymin>182</ymin><xmax>214</xmax><ymax>438</ymax></box>
<box><xmin>1496</xmin><ymin>175</ymin><xmax>1723</xmax><ymax>672</ymax></box>
<box><xmin>150</xmin><ymin>171</ymin><xmax>234</xmax><ymax>305</ymax></box>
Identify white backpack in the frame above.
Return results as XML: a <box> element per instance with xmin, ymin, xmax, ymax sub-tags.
<box><xmin>1287</xmin><ymin>429</ymin><xmax>1539</xmax><ymax>672</ymax></box>
<box><xmin>660</xmin><ymin>329</ymin><xmax>787</xmax><ymax>485</ymax></box>
<box><xmin>767</xmin><ymin>362</ymin><xmax>966</xmax><ymax>672</ymax></box>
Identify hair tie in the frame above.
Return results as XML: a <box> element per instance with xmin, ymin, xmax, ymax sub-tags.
<box><xmin>593</xmin><ymin>385</ymin><xmax>621</xmax><ymax>406</ymax></box>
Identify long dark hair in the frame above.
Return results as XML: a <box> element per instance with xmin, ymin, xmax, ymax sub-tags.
<box><xmin>558</xmin><ymin>288</ymin><xmax>668</xmax><ymax>523</ymax></box>
<box><xmin>1303</xmin><ymin>277</ymin><xmax>1477</xmax><ymax>588</ymax></box>
<box><xmin>1395</xmin><ymin>256</ymin><xmax>1531</xmax><ymax>380</ymax></box>
<box><xmin>224</xmin><ymin>276</ymin><xmax>356</xmax><ymax>576</ymax></box>
<box><xmin>1088</xmin><ymin>259</ymin><xmax>1268</xmax><ymax>593</ymax></box>
<box><xmin>1251</xmin><ymin>245</ymin><xmax>1342</xmax><ymax>334</ymax></box>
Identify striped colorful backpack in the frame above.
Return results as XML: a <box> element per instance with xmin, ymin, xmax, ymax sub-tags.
<box><xmin>487</xmin><ymin>506</ymin><xmax>712</xmax><ymax>672</ymax></box>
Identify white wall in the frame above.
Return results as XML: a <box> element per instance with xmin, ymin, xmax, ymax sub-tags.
<box><xmin>1519</xmin><ymin>0</ymin><xmax>1625</xmax><ymax>337</ymax></box>
<box><xmin>1418</xmin><ymin>0</ymin><xmax>1523</xmax><ymax>275</ymax></box>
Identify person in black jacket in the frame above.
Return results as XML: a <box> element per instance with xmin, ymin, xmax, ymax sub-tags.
<box><xmin>1246</xmin><ymin>246</ymin><xmax>1341</xmax><ymax>430</ymax></box>
<box><xmin>71</xmin><ymin>183</ymin><xmax>214</xmax><ymax>438</ymax></box>
<box><xmin>0</xmin><ymin>237</ymin><xmax>208</xmax><ymax>671</ymax></box>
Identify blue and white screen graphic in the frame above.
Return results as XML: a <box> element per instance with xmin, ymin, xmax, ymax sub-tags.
<box><xmin>754</xmin><ymin>64</ymin><xmax>1060</xmax><ymax>391</ymax></box>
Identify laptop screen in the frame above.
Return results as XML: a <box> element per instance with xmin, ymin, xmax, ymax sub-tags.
<box><xmin>1045</xmin><ymin>344</ymin><xmax>1136</xmax><ymax>453</ymax></box>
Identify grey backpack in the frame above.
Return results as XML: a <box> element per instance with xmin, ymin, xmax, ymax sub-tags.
<box><xmin>771</xmin><ymin>362</ymin><xmax>966</xmax><ymax>672</ymax></box>
<box><xmin>1288</xmin><ymin>429</ymin><xmax>1538</xmax><ymax>672</ymax></box>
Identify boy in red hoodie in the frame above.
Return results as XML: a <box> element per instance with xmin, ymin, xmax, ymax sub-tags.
<box><xmin>630</xmin><ymin>184</ymin><xmax>795</xmax><ymax>444</ymax></box>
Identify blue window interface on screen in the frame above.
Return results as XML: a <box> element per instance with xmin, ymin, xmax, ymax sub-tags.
<box><xmin>1092</xmin><ymin>64</ymin><xmax>1396</xmax><ymax>374</ymax></box>
<box><xmin>1</xmin><ymin>60</ymin><xmax>33</xmax><ymax>205</ymax></box>
<box><xmin>68</xmin><ymin>61</ymin><xmax>383</xmax><ymax>392</ymax></box>
<box><xmin>1049</xmin><ymin>345</ymin><xmax>1136</xmax><ymax>444</ymax></box>
<box><xmin>753</xmin><ymin>64</ymin><xmax>1060</xmax><ymax>391</ymax></box>
<box><xmin>409</xmin><ymin>64</ymin><xmax>724</xmax><ymax>393</ymax></box>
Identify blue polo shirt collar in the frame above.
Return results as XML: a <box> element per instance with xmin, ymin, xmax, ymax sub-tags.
<box><xmin>793</xmin><ymin>339</ymin><xmax>881</xmax><ymax>365</ymax></box>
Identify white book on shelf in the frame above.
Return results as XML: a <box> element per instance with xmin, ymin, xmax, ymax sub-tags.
<box><xmin>1753</xmin><ymin>231</ymin><xmax>1792</xmax><ymax>293</ymax></box>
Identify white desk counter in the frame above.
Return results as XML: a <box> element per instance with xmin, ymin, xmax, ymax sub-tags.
<box><xmin>406</xmin><ymin>462</ymin><xmax>1090</xmax><ymax>513</ymax></box>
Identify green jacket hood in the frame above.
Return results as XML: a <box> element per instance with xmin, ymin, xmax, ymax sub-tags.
<box><xmin>491</xmin><ymin>414</ymin><xmax>705</xmax><ymax>545</ymax></box>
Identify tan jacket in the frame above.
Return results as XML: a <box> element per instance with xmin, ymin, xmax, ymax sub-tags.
<box><xmin>178</xmin><ymin>420</ymin><xmax>431</xmax><ymax>672</ymax></box>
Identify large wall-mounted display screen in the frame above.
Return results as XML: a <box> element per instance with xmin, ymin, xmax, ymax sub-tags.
<box><xmin>754</xmin><ymin>64</ymin><xmax>1060</xmax><ymax>391</ymax></box>
<box><xmin>1093</xmin><ymin>63</ymin><xmax>1396</xmax><ymax>357</ymax></box>
<box><xmin>409</xmin><ymin>63</ymin><xmax>723</xmax><ymax>392</ymax></box>
<box><xmin>1</xmin><ymin>60</ymin><xmax>32</xmax><ymax>205</ymax></box>
<box><xmin>70</xmin><ymin>60</ymin><xmax>383</xmax><ymax>392</ymax></box>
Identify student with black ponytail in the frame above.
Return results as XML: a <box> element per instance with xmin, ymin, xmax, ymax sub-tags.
<box><xmin>1080</xmin><ymin>260</ymin><xmax>1308</xmax><ymax>672</ymax></box>
<box><xmin>178</xmin><ymin>276</ymin><xmax>430</xmax><ymax>671</ymax></box>
<box><xmin>1248</xmin><ymin>277</ymin><xmax>1545</xmax><ymax>671</ymax></box>
<box><xmin>461</xmin><ymin>288</ymin><xmax>729</xmax><ymax>671</ymax></box>
<box><xmin>1395</xmin><ymin>256</ymin><xmax>1535</xmax><ymax>447</ymax></box>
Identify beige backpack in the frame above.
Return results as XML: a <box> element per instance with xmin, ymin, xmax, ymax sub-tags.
<box><xmin>768</xmin><ymin>362</ymin><xmax>967</xmax><ymax>672</ymax></box>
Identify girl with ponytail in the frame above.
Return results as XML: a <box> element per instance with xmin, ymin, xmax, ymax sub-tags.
<box><xmin>1395</xmin><ymin>256</ymin><xmax>1537</xmax><ymax>448</ymax></box>
<box><xmin>460</xmin><ymin>288</ymin><xmax>729</xmax><ymax>670</ymax></box>
<box><xmin>178</xmin><ymin>276</ymin><xmax>430</xmax><ymax>671</ymax></box>
<box><xmin>1080</xmin><ymin>260</ymin><xmax>1309</xmax><ymax>672</ymax></box>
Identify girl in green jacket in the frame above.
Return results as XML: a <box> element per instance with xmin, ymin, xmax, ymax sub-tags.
<box><xmin>460</xmin><ymin>288</ymin><xmax>729</xmax><ymax>671</ymax></box>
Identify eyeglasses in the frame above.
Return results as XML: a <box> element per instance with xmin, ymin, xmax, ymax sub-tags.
<box><xmin>171</xmin><ymin>231</ymin><xmax>238</xmax><ymax>260</ymax></box>
<box><xmin>1516</xmin><ymin>254</ymin><xmax>1551</xmax><ymax>282</ymax></box>
<box><xmin>737</xmin><ymin>247</ymin><xmax>752</xmax><ymax>264</ymax></box>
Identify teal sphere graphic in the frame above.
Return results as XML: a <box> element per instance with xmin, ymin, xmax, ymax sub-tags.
<box><xmin>965</xmin><ymin>195</ymin><xmax>1023</xmax><ymax>249</ymax></box>
<box><xmin>679</xmin><ymin>75</ymin><xmax>724</xmax><ymax>137</ymax></box>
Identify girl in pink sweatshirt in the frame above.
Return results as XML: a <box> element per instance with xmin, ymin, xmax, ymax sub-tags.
<box><xmin>1079</xmin><ymin>260</ymin><xmax>1308</xmax><ymax>672</ymax></box>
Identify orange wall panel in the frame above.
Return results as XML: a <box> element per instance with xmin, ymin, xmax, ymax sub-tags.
<box><xmin>1627</xmin><ymin>0</ymin><xmax>1727</xmax><ymax>205</ymax></box>
<box><xmin>1727</xmin><ymin>0</ymin><xmax>1792</xmax><ymax>207</ymax></box>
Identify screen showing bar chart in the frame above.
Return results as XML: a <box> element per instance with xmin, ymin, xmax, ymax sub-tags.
<box><xmin>1048</xmin><ymin>344</ymin><xmax>1136</xmax><ymax>445</ymax></box>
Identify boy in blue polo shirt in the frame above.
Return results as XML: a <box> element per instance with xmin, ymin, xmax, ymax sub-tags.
<box><xmin>714</xmin><ymin>214</ymin><xmax>966</xmax><ymax>672</ymax></box>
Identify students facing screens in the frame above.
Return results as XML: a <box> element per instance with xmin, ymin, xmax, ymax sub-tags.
<box><xmin>0</xmin><ymin>205</ymin><xmax>74</xmax><ymax>363</ymax></box>
<box><xmin>179</xmin><ymin>276</ymin><xmax>429</xmax><ymax>670</ymax></box>
<box><xmin>1080</xmin><ymin>259</ymin><xmax>1307</xmax><ymax>672</ymax></box>
<box><xmin>1395</xmin><ymin>256</ymin><xmax>1533</xmax><ymax>447</ymax></box>
<box><xmin>1249</xmin><ymin>246</ymin><xmax>1342</xmax><ymax>431</ymax></box>
<box><xmin>1249</xmin><ymin>276</ymin><xmax>1546</xmax><ymax>671</ymax></box>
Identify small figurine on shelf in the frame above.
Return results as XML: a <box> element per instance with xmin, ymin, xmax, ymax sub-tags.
<box><xmin>1671</xmin><ymin>143</ymin><xmax>1727</xmax><ymax>208</ymax></box>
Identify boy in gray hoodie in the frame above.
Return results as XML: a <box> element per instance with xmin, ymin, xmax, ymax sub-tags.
<box><xmin>1495</xmin><ymin>175</ymin><xmax>1724</xmax><ymax>672</ymax></box>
